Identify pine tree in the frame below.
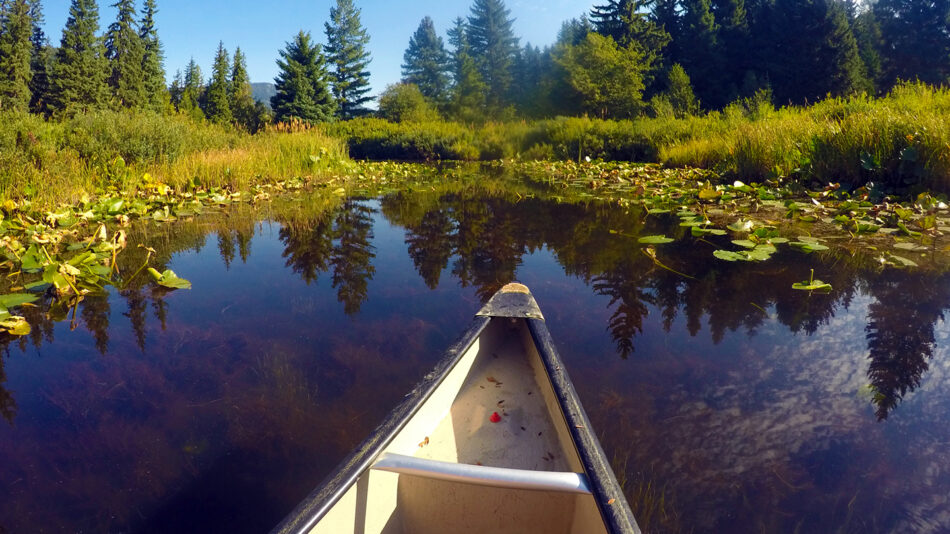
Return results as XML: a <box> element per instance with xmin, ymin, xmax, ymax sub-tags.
<box><xmin>139</xmin><ymin>0</ymin><xmax>165</xmax><ymax>110</ymax></box>
<box><xmin>168</xmin><ymin>67</ymin><xmax>182</xmax><ymax>107</ymax></box>
<box><xmin>875</xmin><ymin>0</ymin><xmax>950</xmax><ymax>86</ymax></box>
<box><xmin>766</xmin><ymin>0</ymin><xmax>867</xmax><ymax>104</ymax></box>
<box><xmin>271</xmin><ymin>30</ymin><xmax>336</xmax><ymax>122</ymax></box>
<box><xmin>105</xmin><ymin>0</ymin><xmax>146</xmax><ymax>108</ymax></box>
<box><xmin>324</xmin><ymin>0</ymin><xmax>372</xmax><ymax>119</ymax></box>
<box><xmin>712</xmin><ymin>0</ymin><xmax>751</xmax><ymax>101</ymax></box>
<box><xmin>229</xmin><ymin>47</ymin><xmax>256</xmax><ymax>129</ymax></box>
<box><xmin>203</xmin><ymin>41</ymin><xmax>231</xmax><ymax>123</ymax></box>
<box><xmin>853</xmin><ymin>8</ymin><xmax>883</xmax><ymax>93</ymax></box>
<box><xmin>52</xmin><ymin>0</ymin><xmax>107</xmax><ymax>112</ymax></box>
<box><xmin>28</xmin><ymin>0</ymin><xmax>52</xmax><ymax>114</ymax></box>
<box><xmin>467</xmin><ymin>0</ymin><xmax>519</xmax><ymax>109</ymax></box>
<box><xmin>401</xmin><ymin>16</ymin><xmax>450</xmax><ymax>103</ymax></box>
<box><xmin>446</xmin><ymin>16</ymin><xmax>487</xmax><ymax>121</ymax></box>
<box><xmin>678</xmin><ymin>0</ymin><xmax>721</xmax><ymax>108</ymax></box>
<box><xmin>0</xmin><ymin>0</ymin><xmax>34</xmax><ymax>112</ymax></box>
<box><xmin>179</xmin><ymin>57</ymin><xmax>204</xmax><ymax>120</ymax></box>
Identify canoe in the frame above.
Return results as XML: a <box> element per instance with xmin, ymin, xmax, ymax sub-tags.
<box><xmin>271</xmin><ymin>283</ymin><xmax>641</xmax><ymax>534</ymax></box>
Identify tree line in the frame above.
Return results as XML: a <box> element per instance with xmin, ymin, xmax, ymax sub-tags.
<box><xmin>2</xmin><ymin>0</ymin><xmax>948</xmax><ymax>128</ymax></box>
<box><xmin>391</xmin><ymin>0</ymin><xmax>950</xmax><ymax>120</ymax></box>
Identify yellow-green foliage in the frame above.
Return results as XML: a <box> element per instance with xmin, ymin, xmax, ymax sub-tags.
<box><xmin>664</xmin><ymin>82</ymin><xmax>950</xmax><ymax>191</ymax></box>
<box><xmin>0</xmin><ymin>109</ymin><xmax>347</xmax><ymax>207</ymax></box>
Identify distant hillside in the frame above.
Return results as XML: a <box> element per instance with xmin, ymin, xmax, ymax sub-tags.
<box><xmin>251</xmin><ymin>83</ymin><xmax>276</xmax><ymax>108</ymax></box>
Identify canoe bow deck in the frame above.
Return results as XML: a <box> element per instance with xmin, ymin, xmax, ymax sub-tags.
<box><xmin>272</xmin><ymin>284</ymin><xmax>640</xmax><ymax>534</ymax></box>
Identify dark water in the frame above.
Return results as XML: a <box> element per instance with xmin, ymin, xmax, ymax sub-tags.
<box><xmin>2</xmin><ymin>188</ymin><xmax>950</xmax><ymax>533</ymax></box>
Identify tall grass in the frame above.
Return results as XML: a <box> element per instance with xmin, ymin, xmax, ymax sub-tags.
<box><xmin>325</xmin><ymin>82</ymin><xmax>950</xmax><ymax>194</ymax></box>
<box><xmin>0</xmin><ymin>109</ymin><xmax>347</xmax><ymax>206</ymax></box>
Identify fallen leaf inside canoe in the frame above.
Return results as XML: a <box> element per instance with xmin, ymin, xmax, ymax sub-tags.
<box><xmin>489</xmin><ymin>412</ymin><xmax>501</xmax><ymax>423</ymax></box>
<box><xmin>418</xmin><ymin>436</ymin><xmax>429</xmax><ymax>447</ymax></box>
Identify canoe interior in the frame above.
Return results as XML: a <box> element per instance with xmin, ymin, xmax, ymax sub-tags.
<box><xmin>309</xmin><ymin>317</ymin><xmax>608</xmax><ymax>534</ymax></box>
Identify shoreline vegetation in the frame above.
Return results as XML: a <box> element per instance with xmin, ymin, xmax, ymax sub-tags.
<box><xmin>2</xmin><ymin>81</ymin><xmax>949</xmax><ymax>209</ymax></box>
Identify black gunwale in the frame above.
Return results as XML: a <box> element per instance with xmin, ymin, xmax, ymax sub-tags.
<box><xmin>527</xmin><ymin>318</ymin><xmax>642</xmax><ymax>534</ymax></box>
<box><xmin>270</xmin><ymin>315</ymin><xmax>491</xmax><ymax>534</ymax></box>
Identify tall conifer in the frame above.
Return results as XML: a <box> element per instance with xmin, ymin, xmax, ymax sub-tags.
<box><xmin>875</xmin><ymin>0</ymin><xmax>950</xmax><ymax>85</ymax></box>
<box><xmin>446</xmin><ymin>16</ymin><xmax>486</xmax><ymax>120</ymax></box>
<box><xmin>179</xmin><ymin>57</ymin><xmax>204</xmax><ymax>120</ymax></box>
<box><xmin>401</xmin><ymin>16</ymin><xmax>450</xmax><ymax>103</ymax></box>
<box><xmin>52</xmin><ymin>0</ymin><xmax>107</xmax><ymax>112</ymax></box>
<box><xmin>139</xmin><ymin>0</ymin><xmax>165</xmax><ymax>110</ymax></box>
<box><xmin>0</xmin><ymin>0</ymin><xmax>34</xmax><ymax>111</ymax></box>
<box><xmin>28</xmin><ymin>0</ymin><xmax>52</xmax><ymax>114</ymax></box>
<box><xmin>678</xmin><ymin>0</ymin><xmax>720</xmax><ymax>107</ymax></box>
<box><xmin>105</xmin><ymin>0</ymin><xmax>146</xmax><ymax>108</ymax></box>
<box><xmin>271</xmin><ymin>30</ymin><xmax>336</xmax><ymax>122</ymax></box>
<box><xmin>229</xmin><ymin>47</ymin><xmax>255</xmax><ymax>129</ymax></box>
<box><xmin>324</xmin><ymin>0</ymin><xmax>372</xmax><ymax>119</ymax></box>
<box><xmin>203</xmin><ymin>41</ymin><xmax>231</xmax><ymax>123</ymax></box>
<box><xmin>467</xmin><ymin>0</ymin><xmax>518</xmax><ymax>109</ymax></box>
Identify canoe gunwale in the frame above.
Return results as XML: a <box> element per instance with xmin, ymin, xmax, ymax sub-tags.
<box><xmin>269</xmin><ymin>315</ymin><xmax>492</xmax><ymax>534</ymax></box>
<box><xmin>526</xmin><ymin>318</ymin><xmax>642</xmax><ymax>534</ymax></box>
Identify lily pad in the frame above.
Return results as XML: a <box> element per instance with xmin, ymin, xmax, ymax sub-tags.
<box><xmin>0</xmin><ymin>293</ymin><xmax>39</xmax><ymax>308</ymax></box>
<box><xmin>147</xmin><ymin>268</ymin><xmax>192</xmax><ymax>290</ymax></box>
<box><xmin>638</xmin><ymin>235</ymin><xmax>674</xmax><ymax>244</ymax></box>
<box><xmin>789</xmin><ymin>241</ymin><xmax>830</xmax><ymax>253</ymax></box>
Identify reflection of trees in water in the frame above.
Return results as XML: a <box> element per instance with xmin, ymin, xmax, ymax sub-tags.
<box><xmin>383</xmin><ymin>191</ymin><xmax>950</xmax><ymax>419</ymax></box>
<box><xmin>280</xmin><ymin>200</ymin><xmax>377</xmax><ymax>315</ymax></box>
<box><xmin>864</xmin><ymin>272</ymin><xmax>950</xmax><ymax>420</ymax></box>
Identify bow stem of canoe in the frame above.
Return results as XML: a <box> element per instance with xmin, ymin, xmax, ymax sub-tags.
<box><xmin>271</xmin><ymin>283</ymin><xmax>640</xmax><ymax>534</ymax></box>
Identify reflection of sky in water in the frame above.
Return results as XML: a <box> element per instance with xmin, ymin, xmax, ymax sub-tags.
<box><xmin>1</xmin><ymin>196</ymin><xmax>949</xmax><ymax>533</ymax></box>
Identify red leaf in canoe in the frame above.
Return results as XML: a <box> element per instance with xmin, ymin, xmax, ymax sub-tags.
<box><xmin>489</xmin><ymin>412</ymin><xmax>501</xmax><ymax>423</ymax></box>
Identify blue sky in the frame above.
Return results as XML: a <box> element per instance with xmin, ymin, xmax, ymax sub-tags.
<box><xmin>41</xmin><ymin>0</ymin><xmax>587</xmax><ymax>97</ymax></box>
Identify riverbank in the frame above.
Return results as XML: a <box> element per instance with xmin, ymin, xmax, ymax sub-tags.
<box><xmin>326</xmin><ymin>82</ymin><xmax>950</xmax><ymax>195</ymax></box>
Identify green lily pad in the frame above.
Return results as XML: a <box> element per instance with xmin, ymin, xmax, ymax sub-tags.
<box><xmin>789</xmin><ymin>241</ymin><xmax>830</xmax><ymax>253</ymax></box>
<box><xmin>638</xmin><ymin>235</ymin><xmax>674</xmax><ymax>244</ymax></box>
<box><xmin>147</xmin><ymin>268</ymin><xmax>192</xmax><ymax>290</ymax></box>
<box><xmin>0</xmin><ymin>293</ymin><xmax>39</xmax><ymax>308</ymax></box>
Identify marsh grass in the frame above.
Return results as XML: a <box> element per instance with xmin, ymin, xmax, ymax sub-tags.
<box><xmin>0</xmin><ymin>110</ymin><xmax>347</xmax><ymax>207</ymax></box>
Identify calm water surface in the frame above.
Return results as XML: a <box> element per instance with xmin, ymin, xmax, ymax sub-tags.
<box><xmin>2</xmin><ymin>188</ymin><xmax>950</xmax><ymax>533</ymax></box>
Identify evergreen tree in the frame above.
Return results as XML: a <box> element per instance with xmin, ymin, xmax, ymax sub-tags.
<box><xmin>766</xmin><ymin>0</ymin><xmax>867</xmax><ymax>104</ymax></box>
<box><xmin>203</xmin><ymin>41</ymin><xmax>231</xmax><ymax>123</ymax></box>
<box><xmin>510</xmin><ymin>43</ymin><xmax>545</xmax><ymax>115</ymax></box>
<box><xmin>0</xmin><ymin>0</ymin><xmax>34</xmax><ymax>112</ymax></box>
<box><xmin>401</xmin><ymin>16</ymin><xmax>450</xmax><ymax>103</ymax></box>
<box><xmin>179</xmin><ymin>57</ymin><xmax>204</xmax><ymax>120</ymax></box>
<box><xmin>52</xmin><ymin>0</ymin><xmax>108</xmax><ymax>112</ymax></box>
<box><xmin>324</xmin><ymin>0</ymin><xmax>372</xmax><ymax>119</ymax></box>
<box><xmin>557</xmin><ymin>15</ymin><xmax>593</xmax><ymax>46</ymax></box>
<box><xmin>229</xmin><ymin>47</ymin><xmax>255</xmax><ymax>129</ymax></box>
<box><xmin>168</xmin><ymin>67</ymin><xmax>182</xmax><ymax>107</ymax></box>
<box><xmin>467</xmin><ymin>0</ymin><xmax>519</xmax><ymax>109</ymax></box>
<box><xmin>28</xmin><ymin>0</ymin><xmax>52</xmax><ymax>114</ymax></box>
<box><xmin>271</xmin><ymin>30</ymin><xmax>336</xmax><ymax>122</ymax></box>
<box><xmin>105</xmin><ymin>0</ymin><xmax>146</xmax><ymax>109</ymax></box>
<box><xmin>875</xmin><ymin>0</ymin><xmax>950</xmax><ymax>86</ymax></box>
<box><xmin>853</xmin><ymin>8</ymin><xmax>884</xmax><ymax>93</ymax></box>
<box><xmin>446</xmin><ymin>16</ymin><xmax>487</xmax><ymax>121</ymax></box>
<box><xmin>678</xmin><ymin>0</ymin><xmax>721</xmax><ymax>107</ymax></box>
<box><xmin>139</xmin><ymin>0</ymin><xmax>165</xmax><ymax>110</ymax></box>
<box><xmin>712</xmin><ymin>0</ymin><xmax>751</xmax><ymax>101</ymax></box>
